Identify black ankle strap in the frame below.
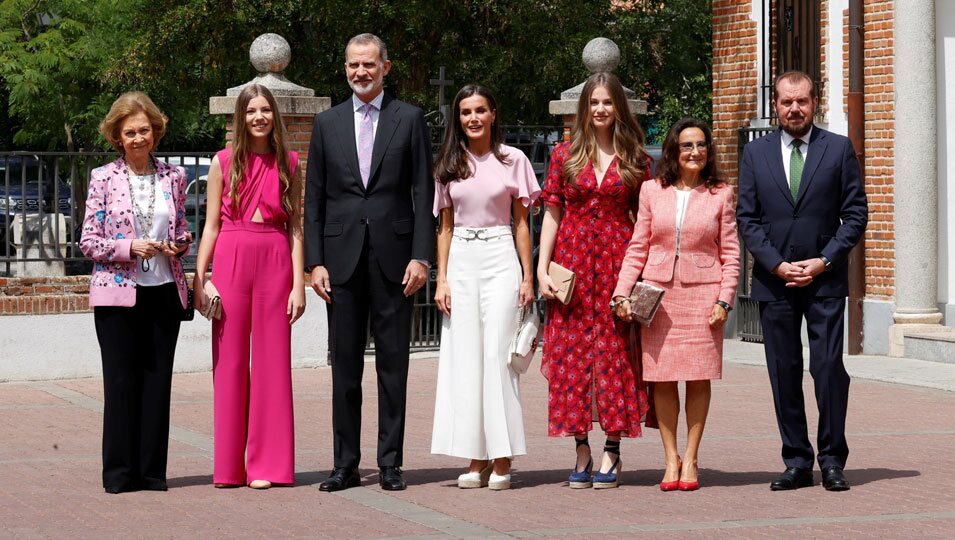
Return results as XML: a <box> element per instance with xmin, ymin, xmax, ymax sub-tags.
<box><xmin>574</xmin><ymin>435</ymin><xmax>590</xmax><ymax>448</ymax></box>
<box><xmin>603</xmin><ymin>439</ymin><xmax>621</xmax><ymax>456</ymax></box>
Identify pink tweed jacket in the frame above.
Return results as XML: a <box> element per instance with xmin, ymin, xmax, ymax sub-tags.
<box><xmin>80</xmin><ymin>156</ymin><xmax>190</xmax><ymax>308</ymax></box>
<box><xmin>613</xmin><ymin>178</ymin><xmax>740</xmax><ymax>305</ymax></box>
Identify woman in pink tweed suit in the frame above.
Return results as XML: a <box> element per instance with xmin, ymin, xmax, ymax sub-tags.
<box><xmin>613</xmin><ymin>118</ymin><xmax>740</xmax><ymax>492</ymax></box>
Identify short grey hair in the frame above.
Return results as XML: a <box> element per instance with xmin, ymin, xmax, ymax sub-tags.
<box><xmin>346</xmin><ymin>33</ymin><xmax>389</xmax><ymax>63</ymax></box>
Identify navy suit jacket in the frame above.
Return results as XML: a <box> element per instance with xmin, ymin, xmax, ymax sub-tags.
<box><xmin>737</xmin><ymin>127</ymin><xmax>868</xmax><ymax>301</ymax></box>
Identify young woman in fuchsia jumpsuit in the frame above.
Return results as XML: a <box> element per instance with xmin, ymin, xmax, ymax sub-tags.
<box><xmin>193</xmin><ymin>84</ymin><xmax>306</xmax><ymax>489</ymax></box>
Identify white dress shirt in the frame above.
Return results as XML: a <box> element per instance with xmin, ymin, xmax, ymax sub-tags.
<box><xmin>780</xmin><ymin>126</ymin><xmax>812</xmax><ymax>189</ymax></box>
<box><xmin>352</xmin><ymin>92</ymin><xmax>384</xmax><ymax>148</ymax></box>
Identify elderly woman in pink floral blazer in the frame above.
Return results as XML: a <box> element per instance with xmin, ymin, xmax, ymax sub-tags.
<box><xmin>80</xmin><ymin>92</ymin><xmax>191</xmax><ymax>494</ymax></box>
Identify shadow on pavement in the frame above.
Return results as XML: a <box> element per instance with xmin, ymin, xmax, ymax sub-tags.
<box><xmin>688</xmin><ymin>467</ymin><xmax>920</xmax><ymax>488</ymax></box>
<box><xmin>846</xmin><ymin>467</ymin><xmax>921</xmax><ymax>486</ymax></box>
<box><xmin>167</xmin><ymin>474</ymin><xmax>214</xmax><ymax>488</ymax></box>
<box><xmin>167</xmin><ymin>467</ymin><xmax>920</xmax><ymax>490</ymax></box>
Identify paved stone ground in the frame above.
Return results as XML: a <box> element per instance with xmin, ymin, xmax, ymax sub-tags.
<box><xmin>2</xmin><ymin>340</ymin><xmax>954</xmax><ymax>539</ymax></box>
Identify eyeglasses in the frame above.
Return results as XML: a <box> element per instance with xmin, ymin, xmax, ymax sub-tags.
<box><xmin>679</xmin><ymin>142</ymin><xmax>709</xmax><ymax>153</ymax></box>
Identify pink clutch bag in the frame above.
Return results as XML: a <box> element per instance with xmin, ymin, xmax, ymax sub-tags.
<box><xmin>629</xmin><ymin>282</ymin><xmax>665</xmax><ymax>326</ymax></box>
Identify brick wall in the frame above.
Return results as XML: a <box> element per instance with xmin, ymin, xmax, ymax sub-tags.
<box><xmin>860</xmin><ymin>1</ymin><xmax>895</xmax><ymax>300</ymax></box>
<box><xmin>712</xmin><ymin>1</ymin><xmax>759</xmax><ymax>185</ymax></box>
<box><xmin>713</xmin><ymin>0</ymin><xmax>896</xmax><ymax>302</ymax></box>
<box><xmin>0</xmin><ymin>277</ymin><xmax>90</xmax><ymax>315</ymax></box>
<box><xmin>819</xmin><ymin>0</ymin><xmax>829</xmax><ymax>120</ymax></box>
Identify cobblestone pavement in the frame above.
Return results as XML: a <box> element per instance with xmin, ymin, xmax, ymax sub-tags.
<box><xmin>2</xmin><ymin>341</ymin><xmax>954</xmax><ymax>539</ymax></box>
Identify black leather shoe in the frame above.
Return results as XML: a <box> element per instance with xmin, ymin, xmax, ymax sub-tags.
<box><xmin>821</xmin><ymin>466</ymin><xmax>850</xmax><ymax>491</ymax></box>
<box><xmin>319</xmin><ymin>467</ymin><xmax>360</xmax><ymax>492</ymax></box>
<box><xmin>770</xmin><ymin>467</ymin><xmax>813</xmax><ymax>491</ymax></box>
<box><xmin>379</xmin><ymin>466</ymin><xmax>406</xmax><ymax>491</ymax></box>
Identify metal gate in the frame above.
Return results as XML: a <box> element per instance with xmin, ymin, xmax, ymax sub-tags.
<box><xmin>736</xmin><ymin>126</ymin><xmax>777</xmax><ymax>342</ymax></box>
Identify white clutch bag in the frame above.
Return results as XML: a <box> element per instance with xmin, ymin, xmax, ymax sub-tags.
<box><xmin>509</xmin><ymin>304</ymin><xmax>543</xmax><ymax>374</ymax></box>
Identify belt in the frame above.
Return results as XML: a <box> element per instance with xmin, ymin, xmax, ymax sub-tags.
<box><xmin>452</xmin><ymin>227</ymin><xmax>513</xmax><ymax>242</ymax></box>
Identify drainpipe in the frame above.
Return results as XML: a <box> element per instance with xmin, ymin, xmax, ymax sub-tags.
<box><xmin>847</xmin><ymin>0</ymin><xmax>865</xmax><ymax>354</ymax></box>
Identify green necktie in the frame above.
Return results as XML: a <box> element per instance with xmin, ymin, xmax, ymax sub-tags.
<box><xmin>790</xmin><ymin>139</ymin><xmax>804</xmax><ymax>200</ymax></box>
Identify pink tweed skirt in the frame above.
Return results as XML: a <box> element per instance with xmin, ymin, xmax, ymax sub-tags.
<box><xmin>640</xmin><ymin>271</ymin><xmax>723</xmax><ymax>382</ymax></box>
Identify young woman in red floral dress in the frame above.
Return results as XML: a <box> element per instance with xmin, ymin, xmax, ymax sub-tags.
<box><xmin>537</xmin><ymin>72</ymin><xmax>651</xmax><ymax>489</ymax></box>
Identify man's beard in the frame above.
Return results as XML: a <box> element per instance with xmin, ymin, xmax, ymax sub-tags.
<box><xmin>349</xmin><ymin>79</ymin><xmax>380</xmax><ymax>95</ymax></box>
<box><xmin>781</xmin><ymin>116</ymin><xmax>812</xmax><ymax>138</ymax></box>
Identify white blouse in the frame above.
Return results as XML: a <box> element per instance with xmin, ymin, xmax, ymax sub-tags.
<box><xmin>674</xmin><ymin>189</ymin><xmax>691</xmax><ymax>258</ymax></box>
<box><xmin>129</xmin><ymin>173</ymin><xmax>174</xmax><ymax>286</ymax></box>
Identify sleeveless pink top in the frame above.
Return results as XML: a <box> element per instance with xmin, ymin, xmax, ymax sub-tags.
<box><xmin>216</xmin><ymin>148</ymin><xmax>298</xmax><ymax>224</ymax></box>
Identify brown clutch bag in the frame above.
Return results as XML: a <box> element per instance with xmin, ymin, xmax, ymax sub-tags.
<box><xmin>629</xmin><ymin>281</ymin><xmax>665</xmax><ymax>326</ymax></box>
<box><xmin>548</xmin><ymin>262</ymin><xmax>576</xmax><ymax>305</ymax></box>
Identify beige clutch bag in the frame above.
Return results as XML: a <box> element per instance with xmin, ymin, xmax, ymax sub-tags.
<box><xmin>548</xmin><ymin>262</ymin><xmax>576</xmax><ymax>305</ymax></box>
<box><xmin>629</xmin><ymin>281</ymin><xmax>665</xmax><ymax>326</ymax></box>
<box><xmin>200</xmin><ymin>280</ymin><xmax>223</xmax><ymax>320</ymax></box>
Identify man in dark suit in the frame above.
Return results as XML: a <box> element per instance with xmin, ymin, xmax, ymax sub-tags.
<box><xmin>737</xmin><ymin>70</ymin><xmax>868</xmax><ymax>492</ymax></box>
<box><xmin>304</xmin><ymin>33</ymin><xmax>434</xmax><ymax>492</ymax></box>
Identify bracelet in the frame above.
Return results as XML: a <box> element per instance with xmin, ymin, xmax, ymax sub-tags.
<box><xmin>715</xmin><ymin>300</ymin><xmax>732</xmax><ymax>312</ymax></box>
<box><xmin>609</xmin><ymin>296</ymin><xmax>631</xmax><ymax>309</ymax></box>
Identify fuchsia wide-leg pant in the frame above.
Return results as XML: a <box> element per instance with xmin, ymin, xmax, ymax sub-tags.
<box><xmin>211</xmin><ymin>221</ymin><xmax>295</xmax><ymax>485</ymax></box>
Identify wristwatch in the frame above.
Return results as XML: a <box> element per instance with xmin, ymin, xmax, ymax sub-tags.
<box><xmin>715</xmin><ymin>300</ymin><xmax>732</xmax><ymax>312</ymax></box>
<box><xmin>820</xmin><ymin>255</ymin><xmax>832</xmax><ymax>271</ymax></box>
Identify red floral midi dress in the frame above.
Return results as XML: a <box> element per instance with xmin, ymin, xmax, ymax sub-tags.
<box><xmin>540</xmin><ymin>141</ymin><xmax>650</xmax><ymax>437</ymax></box>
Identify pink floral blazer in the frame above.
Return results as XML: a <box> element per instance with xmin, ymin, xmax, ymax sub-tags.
<box><xmin>80</xmin><ymin>156</ymin><xmax>191</xmax><ymax>308</ymax></box>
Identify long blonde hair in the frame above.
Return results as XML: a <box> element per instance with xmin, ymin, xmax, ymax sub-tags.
<box><xmin>562</xmin><ymin>72</ymin><xmax>649</xmax><ymax>189</ymax></box>
<box><xmin>228</xmin><ymin>84</ymin><xmax>294</xmax><ymax>216</ymax></box>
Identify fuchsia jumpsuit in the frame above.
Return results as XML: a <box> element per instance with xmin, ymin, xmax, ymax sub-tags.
<box><xmin>211</xmin><ymin>148</ymin><xmax>297</xmax><ymax>485</ymax></box>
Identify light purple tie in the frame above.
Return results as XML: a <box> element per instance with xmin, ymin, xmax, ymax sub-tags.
<box><xmin>358</xmin><ymin>103</ymin><xmax>374</xmax><ymax>187</ymax></box>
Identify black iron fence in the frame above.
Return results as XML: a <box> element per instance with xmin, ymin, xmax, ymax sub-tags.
<box><xmin>735</xmin><ymin>126</ymin><xmax>777</xmax><ymax>342</ymax></box>
<box><xmin>0</xmin><ymin>151</ymin><xmax>215</xmax><ymax>276</ymax></box>
<box><xmin>0</xmin><ymin>126</ymin><xmax>560</xmax><ymax>352</ymax></box>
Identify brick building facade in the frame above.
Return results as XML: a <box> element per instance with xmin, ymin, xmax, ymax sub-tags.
<box><xmin>713</xmin><ymin>0</ymin><xmax>955</xmax><ymax>358</ymax></box>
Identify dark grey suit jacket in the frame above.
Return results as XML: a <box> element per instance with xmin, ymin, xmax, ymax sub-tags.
<box><xmin>304</xmin><ymin>93</ymin><xmax>435</xmax><ymax>285</ymax></box>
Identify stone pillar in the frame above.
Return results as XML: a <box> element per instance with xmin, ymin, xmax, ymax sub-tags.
<box><xmin>208</xmin><ymin>33</ymin><xmax>330</xmax><ymax>170</ymax></box>
<box><xmin>888</xmin><ymin>0</ymin><xmax>945</xmax><ymax>356</ymax></box>
<box><xmin>548</xmin><ymin>38</ymin><xmax>647</xmax><ymax>140</ymax></box>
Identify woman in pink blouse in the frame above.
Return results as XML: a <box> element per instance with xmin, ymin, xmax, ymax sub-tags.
<box><xmin>193</xmin><ymin>84</ymin><xmax>305</xmax><ymax>489</ymax></box>
<box><xmin>430</xmin><ymin>84</ymin><xmax>540</xmax><ymax>490</ymax></box>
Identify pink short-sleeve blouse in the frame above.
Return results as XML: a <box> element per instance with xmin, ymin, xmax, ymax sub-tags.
<box><xmin>433</xmin><ymin>144</ymin><xmax>541</xmax><ymax>227</ymax></box>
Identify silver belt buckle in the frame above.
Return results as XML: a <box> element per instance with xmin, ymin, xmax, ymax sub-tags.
<box><xmin>464</xmin><ymin>228</ymin><xmax>486</xmax><ymax>241</ymax></box>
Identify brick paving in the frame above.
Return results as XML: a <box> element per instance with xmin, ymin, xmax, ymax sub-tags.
<box><xmin>2</xmin><ymin>341</ymin><xmax>954</xmax><ymax>539</ymax></box>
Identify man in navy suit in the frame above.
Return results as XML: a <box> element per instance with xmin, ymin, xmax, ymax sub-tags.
<box><xmin>737</xmin><ymin>70</ymin><xmax>868</xmax><ymax>491</ymax></box>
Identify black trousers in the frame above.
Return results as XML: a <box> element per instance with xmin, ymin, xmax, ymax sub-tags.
<box><xmin>327</xmin><ymin>235</ymin><xmax>412</xmax><ymax>469</ymax></box>
<box><xmin>94</xmin><ymin>282</ymin><xmax>181</xmax><ymax>491</ymax></box>
<box><xmin>760</xmin><ymin>293</ymin><xmax>850</xmax><ymax>470</ymax></box>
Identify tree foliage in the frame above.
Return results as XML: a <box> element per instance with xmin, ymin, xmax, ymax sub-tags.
<box><xmin>0</xmin><ymin>0</ymin><xmax>711</xmax><ymax>150</ymax></box>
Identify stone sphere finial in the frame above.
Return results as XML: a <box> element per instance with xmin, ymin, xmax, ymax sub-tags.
<box><xmin>582</xmin><ymin>37</ymin><xmax>620</xmax><ymax>73</ymax></box>
<box><xmin>250</xmin><ymin>33</ymin><xmax>291</xmax><ymax>74</ymax></box>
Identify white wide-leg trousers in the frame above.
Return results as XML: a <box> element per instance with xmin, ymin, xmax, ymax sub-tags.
<box><xmin>431</xmin><ymin>226</ymin><xmax>527</xmax><ymax>460</ymax></box>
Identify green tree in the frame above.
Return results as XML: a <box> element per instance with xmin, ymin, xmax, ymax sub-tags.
<box><xmin>0</xmin><ymin>0</ymin><xmax>141</xmax><ymax>150</ymax></box>
<box><xmin>1</xmin><ymin>0</ymin><xmax>711</xmax><ymax>150</ymax></box>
